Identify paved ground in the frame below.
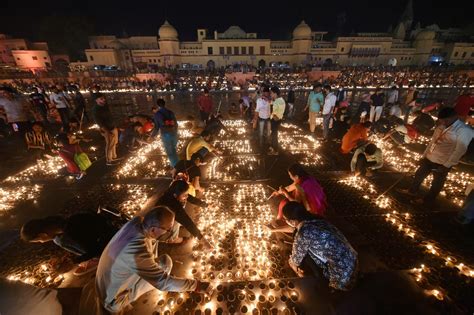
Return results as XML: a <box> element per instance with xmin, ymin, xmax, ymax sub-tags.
<box><xmin>0</xmin><ymin>92</ymin><xmax>473</xmax><ymax>314</ymax></box>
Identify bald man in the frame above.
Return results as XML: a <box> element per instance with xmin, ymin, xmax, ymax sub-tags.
<box><xmin>96</xmin><ymin>206</ymin><xmax>210</xmax><ymax>313</ymax></box>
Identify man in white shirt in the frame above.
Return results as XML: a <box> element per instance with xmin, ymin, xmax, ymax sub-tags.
<box><xmin>253</xmin><ymin>86</ymin><xmax>271</xmax><ymax>151</ymax></box>
<box><xmin>96</xmin><ymin>206</ymin><xmax>210</xmax><ymax>313</ymax></box>
<box><xmin>402</xmin><ymin>107</ymin><xmax>473</xmax><ymax>204</ymax></box>
<box><xmin>322</xmin><ymin>85</ymin><xmax>337</xmax><ymax>140</ymax></box>
<box><xmin>387</xmin><ymin>86</ymin><xmax>400</xmax><ymax>118</ymax></box>
<box><xmin>386</xmin><ymin>85</ymin><xmax>399</xmax><ymax>105</ymax></box>
<box><xmin>49</xmin><ymin>86</ymin><xmax>71</xmax><ymax>129</ymax></box>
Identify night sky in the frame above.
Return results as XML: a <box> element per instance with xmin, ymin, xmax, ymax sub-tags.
<box><xmin>1</xmin><ymin>0</ymin><xmax>473</xmax><ymax>41</ymax></box>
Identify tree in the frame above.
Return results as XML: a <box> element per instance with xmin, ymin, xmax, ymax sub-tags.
<box><xmin>37</xmin><ymin>16</ymin><xmax>95</xmax><ymax>61</ymax></box>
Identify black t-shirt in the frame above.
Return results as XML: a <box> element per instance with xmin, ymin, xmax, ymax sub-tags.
<box><xmin>60</xmin><ymin>212</ymin><xmax>117</xmax><ymax>261</ymax></box>
<box><xmin>29</xmin><ymin>93</ymin><xmax>47</xmax><ymax>108</ymax></box>
<box><xmin>412</xmin><ymin>113</ymin><xmax>435</xmax><ymax>134</ymax></box>
<box><xmin>371</xmin><ymin>94</ymin><xmax>384</xmax><ymax>107</ymax></box>
<box><xmin>174</xmin><ymin>160</ymin><xmax>201</xmax><ymax>180</ymax></box>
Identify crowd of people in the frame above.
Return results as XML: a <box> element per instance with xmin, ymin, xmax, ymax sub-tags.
<box><xmin>1</xmin><ymin>67</ymin><xmax>473</xmax><ymax>313</ymax></box>
<box><xmin>2</xmin><ymin>66</ymin><xmax>473</xmax><ymax>96</ymax></box>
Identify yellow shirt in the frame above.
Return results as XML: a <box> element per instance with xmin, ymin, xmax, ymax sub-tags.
<box><xmin>186</xmin><ymin>137</ymin><xmax>213</xmax><ymax>160</ymax></box>
<box><xmin>272</xmin><ymin>97</ymin><xmax>286</xmax><ymax>120</ymax></box>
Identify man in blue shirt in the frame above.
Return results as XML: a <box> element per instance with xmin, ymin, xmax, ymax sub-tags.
<box><xmin>152</xmin><ymin>99</ymin><xmax>179</xmax><ymax>167</ymax></box>
<box><xmin>304</xmin><ymin>83</ymin><xmax>324</xmax><ymax>133</ymax></box>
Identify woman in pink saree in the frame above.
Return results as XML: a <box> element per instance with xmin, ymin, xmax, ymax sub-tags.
<box><xmin>273</xmin><ymin>163</ymin><xmax>327</xmax><ymax>219</ymax></box>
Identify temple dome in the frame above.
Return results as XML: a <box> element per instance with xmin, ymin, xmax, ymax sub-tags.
<box><xmin>159</xmin><ymin>20</ymin><xmax>178</xmax><ymax>40</ymax></box>
<box><xmin>293</xmin><ymin>20</ymin><xmax>312</xmax><ymax>39</ymax></box>
<box><xmin>222</xmin><ymin>26</ymin><xmax>246</xmax><ymax>38</ymax></box>
<box><xmin>416</xmin><ymin>30</ymin><xmax>436</xmax><ymax>40</ymax></box>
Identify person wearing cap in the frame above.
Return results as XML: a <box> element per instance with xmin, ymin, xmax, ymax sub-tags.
<box><xmin>268</xmin><ymin>86</ymin><xmax>286</xmax><ymax>155</ymax></box>
<box><xmin>454</xmin><ymin>89</ymin><xmax>474</xmax><ymax>122</ymax></box>
<box><xmin>96</xmin><ymin>206</ymin><xmax>211</xmax><ymax>313</ymax></box>
<box><xmin>400</xmin><ymin>107</ymin><xmax>474</xmax><ymax>204</ymax></box>
<box><xmin>197</xmin><ymin>88</ymin><xmax>213</xmax><ymax>125</ymax></box>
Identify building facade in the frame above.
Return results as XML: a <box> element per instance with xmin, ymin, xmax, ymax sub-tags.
<box><xmin>81</xmin><ymin>1</ymin><xmax>473</xmax><ymax>70</ymax></box>
<box><xmin>0</xmin><ymin>34</ymin><xmax>53</xmax><ymax>72</ymax></box>
<box><xmin>82</xmin><ymin>20</ymin><xmax>474</xmax><ymax>71</ymax></box>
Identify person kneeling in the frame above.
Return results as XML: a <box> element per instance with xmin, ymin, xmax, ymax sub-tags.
<box><xmin>20</xmin><ymin>212</ymin><xmax>117</xmax><ymax>275</ymax></box>
<box><xmin>278</xmin><ymin>202</ymin><xmax>358</xmax><ymax>291</ymax></box>
<box><xmin>351</xmin><ymin>143</ymin><xmax>383</xmax><ymax>177</ymax></box>
<box><xmin>96</xmin><ymin>206</ymin><xmax>211</xmax><ymax>314</ymax></box>
<box><xmin>154</xmin><ymin>180</ymin><xmax>212</xmax><ymax>248</ymax></box>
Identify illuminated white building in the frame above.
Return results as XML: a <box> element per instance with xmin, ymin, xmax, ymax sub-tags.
<box><xmin>82</xmin><ymin>2</ymin><xmax>473</xmax><ymax>70</ymax></box>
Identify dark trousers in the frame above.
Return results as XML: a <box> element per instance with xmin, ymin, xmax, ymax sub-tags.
<box><xmin>37</xmin><ymin>105</ymin><xmax>49</xmax><ymax>125</ymax></box>
<box><xmin>409</xmin><ymin>158</ymin><xmax>450</xmax><ymax>201</ymax></box>
<box><xmin>355</xmin><ymin>154</ymin><xmax>377</xmax><ymax>176</ymax></box>
<box><xmin>199</xmin><ymin>110</ymin><xmax>210</xmax><ymax>123</ymax></box>
<box><xmin>57</xmin><ymin>107</ymin><xmax>70</xmax><ymax>129</ymax></box>
<box><xmin>270</xmin><ymin>119</ymin><xmax>281</xmax><ymax>151</ymax></box>
<box><xmin>74</xmin><ymin>106</ymin><xmax>89</xmax><ymax>122</ymax></box>
<box><xmin>322</xmin><ymin>114</ymin><xmax>332</xmax><ymax>139</ymax></box>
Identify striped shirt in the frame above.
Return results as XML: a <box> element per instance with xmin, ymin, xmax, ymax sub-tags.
<box><xmin>25</xmin><ymin>131</ymin><xmax>52</xmax><ymax>150</ymax></box>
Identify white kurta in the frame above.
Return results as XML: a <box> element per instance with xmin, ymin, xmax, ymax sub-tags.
<box><xmin>96</xmin><ymin>217</ymin><xmax>197</xmax><ymax>312</ymax></box>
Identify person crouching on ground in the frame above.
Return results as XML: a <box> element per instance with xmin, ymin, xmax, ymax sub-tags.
<box><xmin>20</xmin><ymin>212</ymin><xmax>117</xmax><ymax>275</ymax></box>
<box><xmin>185</xmin><ymin>130</ymin><xmax>222</xmax><ymax>160</ymax></box>
<box><xmin>54</xmin><ymin>133</ymin><xmax>86</xmax><ymax>179</ymax></box>
<box><xmin>350</xmin><ymin>143</ymin><xmax>383</xmax><ymax>177</ymax></box>
<box><xmin>154</xmin><ymin>180</ymin><xmax>212</xmax><ymax>249</ymax></box>
<box><xmin>272</xmin><ymin>201</ymin><xmax>358</xmax><ymax>291</ymax></box>
<box><xmin>382</xmin><ymin>117</ymin><xmax>419</xmax><ymax>146</ymax></box>
<box><xmin>172</xmin><ymin>152</ymin><xmax>206</xmax><ymax>195</ymax></box>
<box><xmin>269</xmin><ymin>163</ymin><xmax>327</xmax><ymax>227</ymax></box>
<box><xmin>340</xmin><ymin>121</ymin><xmax>372</xmax><ymax>154</ymax></box>
<box><xmin>96</xmin><ymin>206</ymin><xmax>211</xmax><ymax>314</ymax></box>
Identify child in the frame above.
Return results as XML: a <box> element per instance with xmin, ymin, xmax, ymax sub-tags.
<box><xmin>54</xmin><ymin>133</ymin><xmax>87</xmax><ymax>179</ymax></box>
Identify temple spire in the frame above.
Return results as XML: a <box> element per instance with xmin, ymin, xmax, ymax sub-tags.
<box><xmin>399</xmin><ymin>0</ymin><xmax>414</xmax><ymax>30</ymax></box>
